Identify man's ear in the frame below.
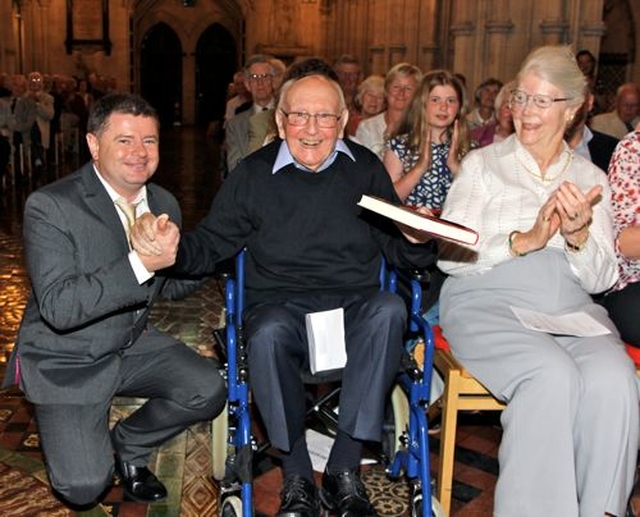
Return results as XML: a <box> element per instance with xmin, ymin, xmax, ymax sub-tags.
<box><xmin>86</xmin><ymin>133</ymin><xmax>99</xmax><ymax>161</ymax></box>
<box><xmin>275</xmin><ymin>109</ymin><xmax>287</xmax><ymax>139</ymax></box>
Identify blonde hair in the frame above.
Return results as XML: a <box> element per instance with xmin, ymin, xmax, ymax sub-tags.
<box><xmin>356</xmin><ymin>75</ymin><xmax>385</xmax><ymax>106</ymax></box>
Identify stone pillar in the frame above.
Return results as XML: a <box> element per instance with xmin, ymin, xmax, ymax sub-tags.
<box><xmin>483</xmin><ymin>0</ymin><xmax>514</xmax><ymax>81</ymax></box>
<box><xmin>35</xmin><ymin>0</ymin><xmax>51</xmax><ymax>72</ymax></box>
<box><xmin>538</xmin><ymin>1</ymin><xmax>569</xmax><ymax>46</ymax></box>
<box><xmin>485</xmin><ymin>18</ymin><xmax>514</xmax><ymax>82</ymax></box>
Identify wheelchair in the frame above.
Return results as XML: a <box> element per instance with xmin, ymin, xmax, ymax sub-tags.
<box><xmin>210</xmin><ymin>251</ymin><xmax>445</xmax><ymax>517</ymax></box>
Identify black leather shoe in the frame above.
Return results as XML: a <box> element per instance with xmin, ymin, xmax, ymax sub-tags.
<box><xmin>115</xmin><ymin>457</ymin><xmax>167</xmax><ymax>503</ymax></box>
<box><xmin>320</xmin><ymin>468</ymin><xmax>378</xmax><ymax>516</ymax></box>
<box><xmin>277</xmin><ymin>475</ymin><xmax>321</xmax><ymax>517</ymax></box>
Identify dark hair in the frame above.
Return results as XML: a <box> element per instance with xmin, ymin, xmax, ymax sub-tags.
<box><xmin>576</xmin><ymin>49</ymin><xmax>596</xmax><ymax>63</ymax></box>
<box><xmin>87</xmin><ymin>93</ymin><xmax>159</xmax><ymax>135</ymax></box>
<box><xmin>282</xmin><ymin>57</ymin><xmax>339</xmax><ymax>83</ymax></box>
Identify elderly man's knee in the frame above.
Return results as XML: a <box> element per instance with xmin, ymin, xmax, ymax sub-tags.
<box><xmin>374</xmin><ymin>291</ymin><xmax>407</xmax><ymax>324</ymax></box>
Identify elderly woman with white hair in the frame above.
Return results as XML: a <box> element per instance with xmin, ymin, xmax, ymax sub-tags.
<box><xmin>436</xmin><ymin>46</ymin><xmax>639</xmax><ymax>516</ymax></box>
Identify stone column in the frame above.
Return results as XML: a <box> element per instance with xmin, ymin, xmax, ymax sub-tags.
<box><xmin>449</xmin><ymin>0</ymin><xmax>477</xmax><ymax>79</ymax></box>
<box><xmin>35</xmin><ymin>0</ymin><xmax>51</xmax><ymax>72</ymax></box>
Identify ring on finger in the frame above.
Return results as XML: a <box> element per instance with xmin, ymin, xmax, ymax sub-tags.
<box><xmin>569</xmin><ymin>213</ymin><xmax>578</xmax><ymax>221</ymax></box>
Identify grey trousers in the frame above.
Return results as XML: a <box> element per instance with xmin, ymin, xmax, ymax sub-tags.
<box><xmin>35</xmin><ymin>343</ymin><xmax>226</xmax><ymax>506</ymax></box>
<box><xmin>440</xmin><ymin>249</ymin><xmax>639</xmax><ymax>517</ymax></box>
<box><xmin>244</xmin><ymin>290</ymin><xmax>406</xmax><ymax>452</ymax></box>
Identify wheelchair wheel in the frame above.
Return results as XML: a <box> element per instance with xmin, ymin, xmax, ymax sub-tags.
<box><xmin>220</xmin><ymin>494</ymin><xmax>243</xmax><ymax>517</ymax></box>
<box><xmin>411</xmin><ymin>492</ymin><xmax>445</xmax><ymax>517</ymax></box>
<box><xmin>382</xmin><ymin>385</ymin><xmax>410</xmax><ymax>463</ymax></box>
<box><xmin>211</xmin><ymin>401</ymin><xmax>229</xmax><ymax>481</ymax></box>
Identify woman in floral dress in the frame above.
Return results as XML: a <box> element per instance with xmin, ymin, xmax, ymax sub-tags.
<box><xmin>603</xmin><ymin>128</ymin><xmax>640</xmax><ymax>347</ymax></box>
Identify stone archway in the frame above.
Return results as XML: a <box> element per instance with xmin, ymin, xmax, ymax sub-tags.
<box><xmin>195</xmin><ymin>23</ymin><xmax>237</xmax><ymax>129</ymax></box>
<box><xmin>140</xmin><ymin>23</ymin><xmax>183</xmax><ymax>128</ymax></box>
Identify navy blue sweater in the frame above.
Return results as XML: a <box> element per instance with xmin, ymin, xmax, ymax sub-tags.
<box><xmin>177</xmin><ymin>139</ymin><xmax>436</xmax><ymax>307</ymax></box>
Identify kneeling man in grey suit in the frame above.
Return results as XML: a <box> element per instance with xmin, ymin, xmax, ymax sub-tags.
<box><xmin>3</xmin><ymin>93</ymin><xmax>226</xmax><ymax>508</ymax></box>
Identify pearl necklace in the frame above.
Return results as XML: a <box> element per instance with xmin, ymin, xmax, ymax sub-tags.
<box><xmin>517</xmin><ymin>149</ymin><xmax>573</xmax><ymax>184</ymax></box>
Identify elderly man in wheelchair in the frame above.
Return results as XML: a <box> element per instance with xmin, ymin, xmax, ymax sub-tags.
<box><xmin>132</xmin><ymin>65</ymin><xmax>437</xmax><ymax>516</ymax></box>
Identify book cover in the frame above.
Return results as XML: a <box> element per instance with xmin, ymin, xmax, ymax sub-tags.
<box><xmin>358</xmin><ymin>195</ymin><xmax>479</xmax><ymax>245</ymax></box>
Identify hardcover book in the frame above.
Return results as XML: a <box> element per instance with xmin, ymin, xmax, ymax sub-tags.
<box><xmin>358</xmin><ymin>195</ymin><xmax>479</xmax><ymax>245</ymax></box>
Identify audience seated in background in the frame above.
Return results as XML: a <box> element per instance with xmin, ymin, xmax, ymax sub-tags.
<box><xmin>575</xmin><ymin>49</ymin><xmax>606</xmax><ymax>117</ymax></box>
<box><xmin>225</xmin><ymin>54</ymin><xmax>276</xmax><ymax>173</ymax></box>
<box><xmin>435</xmin><ymin>45</ymin><xmax>638</xmax><ymax>517</ymax></box>
<box><xmin>355</xmin><ymin>62</ymin><xmax>422</xmax><ymax>160</ymax></box>
<box><xmin>224</xmin><ymin>70</ymin><xmax>251</xmax><ymax>126</ymax></box>
<box><xmin>333</xmin><ymin>53</ymin><xmax>363</xmax><ymax>126</ymax></box>
<box><xmin>0</xmin><ymin>72</ymin><xmax>10</xmax><ymax>98</ymax></box>
<box><xmin>246</xmin><ymin>57</ymin><xmax>287</xmax><ymax>153</ymax></box>
<box><xmin>603</xmin><ymin>128</ymin><xmax>640</xmax><ymax>348</ymax></box>
<box><xmin>564</xmin><ymin>86</ymin><xmax>619</xmax><ymax>173</ymax></box>
<box><xmin>590</xmin><ymin>82</ymin><xmax>640</xmax><ymax>139</ymax></box>
<box><xmin>471</xmin><ymin>80</ymin><xmax>515</xmax><ymax>148</ymax></box>
<box><xmin>465</xmin><ymin>77</ymin><xmax>503</xmax><ymax>130</ymax></box>
<box><xmin>384</xmin><ymin>69</ymin><xmax>472</xmax><ymax>211</ymax></box>
<box><xmin>132</xmin><ymin>64</ymin><xmax>437</xmax><ymax>517</ymax></box>
<box><xmin>27</xmin><ymin>71</ymin><xmax>55</xmax><ymax>173</ymax></box>
<box><xmin>346</xmin><ymin>74</ymin><xmax>386</xmax><ymax>136</ymax></box>
<box><xmin>8</xmin><ymin>74</ymin><xmax>37</xmax><ymax>183</ymax></box>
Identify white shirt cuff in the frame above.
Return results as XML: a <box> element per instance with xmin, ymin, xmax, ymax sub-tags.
<box><xmin>129</xmin><ymin>250</ymin><xmax>155</xmax><ymax>284</ymax></box>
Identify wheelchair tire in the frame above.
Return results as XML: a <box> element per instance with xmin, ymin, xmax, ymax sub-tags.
<box><xmin>386</xmin><ymin>385</ymin><xmax>410</xmax><ymax>460</ymax></box>
<box><xmin>211</xmin><ymin>401</ymin><xmax>229</xmax><ymax>481</ymax></box>
<box><xmin>220</xmin><ymin>494</ymin><xmax>243</xmax><ymax>517</ymax></box>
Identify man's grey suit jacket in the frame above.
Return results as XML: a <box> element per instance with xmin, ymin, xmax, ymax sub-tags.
<box><xmin>4</xmin><ymin>162</ymin><xmax>200</xmax><ymax>405</ymax></box>
<box><xmin>225</xmin><ymin>108</ymin><xmax>252</xmax><ymax>173</ymax></box>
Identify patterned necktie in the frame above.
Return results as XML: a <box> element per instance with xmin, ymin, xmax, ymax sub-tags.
<box><xmin>114</xmin><ymin>198</ymin><xmax>138</xmax><ymax>246</ymax></box>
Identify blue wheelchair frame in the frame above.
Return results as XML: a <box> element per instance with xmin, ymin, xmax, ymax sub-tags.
<box><xmin>215</xmin><ymin>251</ymin><xmax>441</xmax><ymax>517</ymax></box>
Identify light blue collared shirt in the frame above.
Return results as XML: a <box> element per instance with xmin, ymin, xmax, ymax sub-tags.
<box><xmin>271</xmin><ymin>139</ymin><xmax>356</xmax><ymax>174</ymax></box>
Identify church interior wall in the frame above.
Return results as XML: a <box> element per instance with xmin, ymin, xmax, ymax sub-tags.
<box><xmin>0</xmin><ymin>0</ymin><xmax>636</xmax><ymax>126</ymax></box>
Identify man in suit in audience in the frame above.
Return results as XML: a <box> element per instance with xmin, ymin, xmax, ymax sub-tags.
<box><xmin>132</xmin><ymin>63</ymin><xmax>436</xmax><ymax>517</ymax></box>
<box><xmin>2</xmin><ymin>93</ymin><xmax>226</xmax><ymax>509</ymax></box>
<box><xmin>225</xmin><ymin>54</ymin><xmax>276</xmax><ymax>172</ymax></box>
<box><xmin>590</xmin><ymin>82</ymin><xmax>640</xmax><ymax>139</ymax></box>
<box><xmin>246</xmin><ymin>57</ymin><xmax>287</xmax><ymax>152</ymax></box>
<box><xmin>334</xmin><ymin>54</ymin><xmax>362</xmax><ymax>118</ymax></box>
<box><xmin>565</xmin><ymin>89</ymin><xmax>619</xmax><ymax>173</ymax></box>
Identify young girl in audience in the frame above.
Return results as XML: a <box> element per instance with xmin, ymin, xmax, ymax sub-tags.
<box><xmin>383</xmin><ymin>69</ymin><xmax>472</xmax><ymax>211</ymax></box>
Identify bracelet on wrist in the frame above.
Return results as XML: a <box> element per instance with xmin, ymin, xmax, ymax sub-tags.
<box><xmin>565</xmin><ymin>233</ymin><xmax>589</xmax><ymax>253</ymax></box>
<box><xmin>508</xmin><ymin>230</ymin><xmax>527</xmax><ymax>257</ymax></box>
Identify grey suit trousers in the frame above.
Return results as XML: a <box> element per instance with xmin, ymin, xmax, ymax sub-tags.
<box><xmin>244</xmin><ymin>290</ymin><xmax>406</xmax><ymax>452</ymax></box>
<box><xmin>34</xmin><ymin>343</ymin><xmax>225</xmax><ymax>506</ymax></box>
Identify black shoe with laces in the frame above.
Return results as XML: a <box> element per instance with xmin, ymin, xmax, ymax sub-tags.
<box><xmin>320</xmin><ymin>468</ymin><xmax>378</xmax><ymax>516</ymax></box>
<box><xmin>276</xmin><ymin>475</ymin><xmax>321</xmax><ymax>517</ymax></box>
